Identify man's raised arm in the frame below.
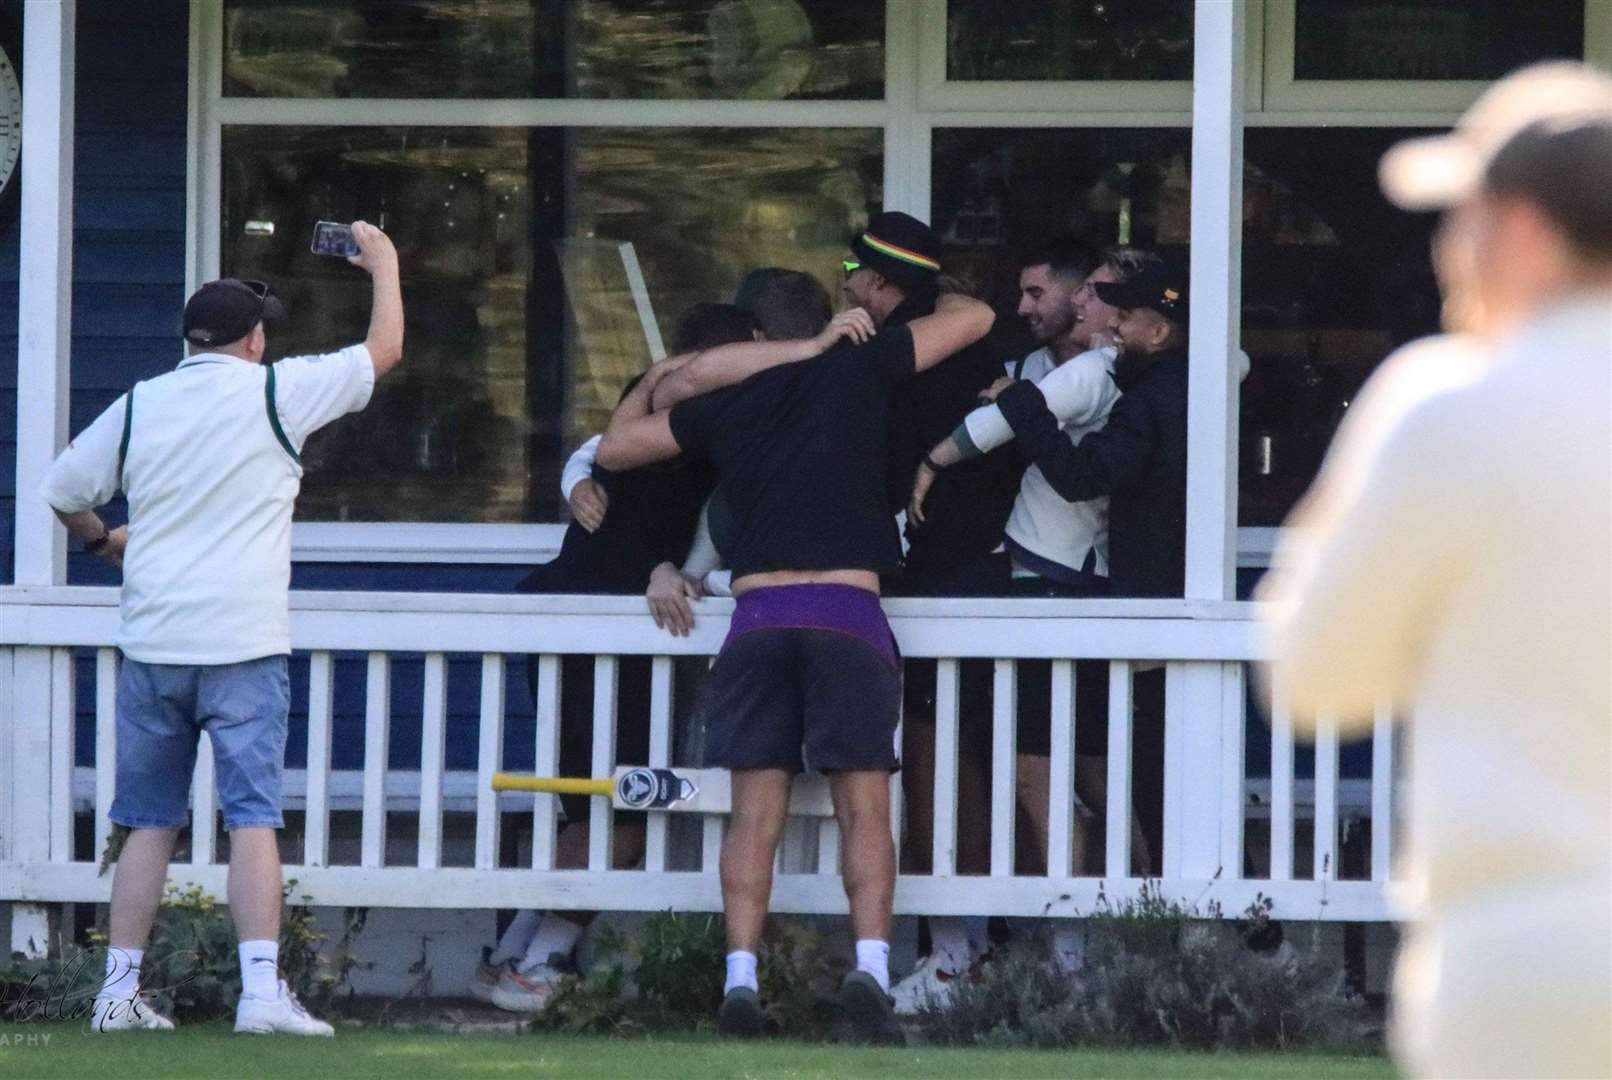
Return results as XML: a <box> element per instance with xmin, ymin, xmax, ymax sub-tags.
<box><xmin>906</xmin><ymin>293</ymin><xmax>996</xmax><ymax>372</ymax></box>
<box><xmin>596</xmin><ymin>357</ymin><xmax>691</xmax><ymax>471</ymax></box>
<box><xmin>348</xmin><ymin>221</ymin><xmax>404</xmax><ymax>380</ymax></box>
<box><xmin>650</xmin><ymin>308</ymin><xmax>875</xmax><ymax>411</ymax></box>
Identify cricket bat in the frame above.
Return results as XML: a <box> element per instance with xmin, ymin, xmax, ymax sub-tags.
<box><xmin>492</xmin><ymin>766</ymin><xmax>836</xmax><ymax>816</ymax></box>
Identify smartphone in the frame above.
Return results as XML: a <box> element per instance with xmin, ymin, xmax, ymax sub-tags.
<box><xmin>310</xmin><ymin>220</ymin><xmax>361</xmax><ymax>257</ymax></box>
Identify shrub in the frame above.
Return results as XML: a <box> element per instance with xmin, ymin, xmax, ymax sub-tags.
<box><xmin>914</xmin><ymin>885</ymin><xmax>1375</xmax><ymax>1052</ymax></box>
<box><xmin>2</xmin><ymin>879</ymin><xmax>368</xmax><ymax>1023</ymax></box>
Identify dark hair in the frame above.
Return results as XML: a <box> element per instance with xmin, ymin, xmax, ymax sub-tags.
<box><xmin>1100</xmin><ymin>245</ymin><xmax>1155</xmax><ymax>282</ymax></box>
<box><xmin>732</xmin><ymin>267</ymin><xmax>833</xmax><ymax>340</ymax></box>
<box><xmin>1018</xmin><ymin>237</ymin><xmax>1102</xmax><ymax>282</ymax></box>
<box><xmin>668</xmin><ymin>302</ymin><xmax>760</xmax><ymax>353</ymax></box>
<box><xmin>1485</xmin><ymin>118</ymin><xmax>1612</xmax><ymax>262</ymax></box>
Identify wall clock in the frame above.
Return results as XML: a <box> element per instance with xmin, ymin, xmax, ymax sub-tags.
<box><xmin>0</xmin><ymin>10</ymin><xmax>19</xmax><ymax>222</ymax></box>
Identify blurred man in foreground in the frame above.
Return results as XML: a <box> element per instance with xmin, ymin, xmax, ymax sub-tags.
<box><xmin>1260</xmin><ymin>62</ymin><xmax>1612</xmax><ymax>1079</ymax></box>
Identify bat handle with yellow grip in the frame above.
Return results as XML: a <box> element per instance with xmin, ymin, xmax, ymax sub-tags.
<box><xmin>491</xmin><ymin>772</ymin><xmax>614</xmax><ymax>798</ymax></box>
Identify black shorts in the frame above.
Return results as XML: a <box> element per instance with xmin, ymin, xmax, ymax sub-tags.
<box><xmin>701</xmin><ymin>628</ymin><xmax>902</xmax><ymax>774</ymax></box>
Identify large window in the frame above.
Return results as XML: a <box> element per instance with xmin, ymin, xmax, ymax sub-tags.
<box><xmin>222</xmin><ymin>124</ymin><xmax>880</xmax><ymax>522</ymax></box>
<box><xmin>192</xmin><ymin>0</ymin><xmax>1602</xmax><ymax>556</ymax></box>
<box><xmin>930</xmin><ymin>127</ymin><xmax>1441</xmax><ymax>529</ymax></box>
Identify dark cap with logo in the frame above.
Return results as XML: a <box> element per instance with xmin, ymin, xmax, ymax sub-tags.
<box><xmin>848</xmin><ymin>211</ymin><xmax>942</xmax><ymax>292</ymax></box>
<box><xmin>181</xmin><ymin>278</ymin><xmax>288</xmax><ymax>349</ymax></box>
<box><xmin>1092</xmin><ymin>260</ymin><xmax>1188</xmax><ymax>324</ymax></box>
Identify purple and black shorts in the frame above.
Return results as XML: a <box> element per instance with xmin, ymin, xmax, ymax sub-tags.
<box><xmin>701</xmin><ymin>583</ymin><xmax>901</xmax><ymax>774</ymax></box>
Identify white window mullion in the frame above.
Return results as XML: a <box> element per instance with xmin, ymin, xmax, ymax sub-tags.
<box><xmin>1184</xmin><ymin>0</ymin><xmax>1246</xmax><ymax>602</ymax></box>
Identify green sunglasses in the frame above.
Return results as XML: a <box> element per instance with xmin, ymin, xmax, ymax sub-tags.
<box><xmin>841</xmin><ymin>259</ymin><xmax>862</xmax><ymax>275</ymax></box>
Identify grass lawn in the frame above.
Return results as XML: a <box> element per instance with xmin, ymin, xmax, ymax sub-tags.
<box><xmin>4</xmin><ymin>1025</ymin><xmax>1397</xmax><ymax>1079</ymax></box>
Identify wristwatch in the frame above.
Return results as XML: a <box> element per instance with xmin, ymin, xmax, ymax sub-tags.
<box><xmin>85</xmin><ymin>532</ymin><xmax>111</xmax><ymax>554</ymax></box>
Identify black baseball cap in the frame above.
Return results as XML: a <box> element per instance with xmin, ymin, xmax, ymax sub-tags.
<box><xmin>1092</xmin><ymin>260</ymin><xmax>1188</xmax><ymax>324</ymax></box>
<box><xmin>847</xmin><ymin>211</ymin><xmax>942</xmax><ymax>292</ymax></box>
<box><xmin>181</xmin><ymin>278</ymin><xmax>288</xmax><ymax>349</ymax></box>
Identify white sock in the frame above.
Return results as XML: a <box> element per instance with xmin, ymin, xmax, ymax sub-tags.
<box><xmin>100</xmin><ymin>946</ymin><xmax>143</xmax><ymax>1001</ymax></box>
<box><xmin>926</xmin><ymin>917</ymin><xmax>973</xmax><ymax>972</ymax></box>
<box><xmin>239</xmin><ymin>939</ymin><xmax>280</xmax><ymax>1001</ymax></box>
<box><xmin>724</xmin><ymin>950</ymin><xmax>758</xmax><ymax>994</ymax></box>
<box><xmin>517</xmin><ymin>913</ymin><xmax>584</xmax><ymax>974</ymax></box>
<box><xmin>1053</xmin><ymin>920</ymin><xmax>1087</xmax><ymax>973</ymax></box>
<box><xmin>489</xmin><ymin>910</ymin><xmax>542</xmax><ymax>966</ymax></box>
<box><xmin>855</xmin><ymin>939</ymin><xmax>890</xmax><ymax>993</ymax></box>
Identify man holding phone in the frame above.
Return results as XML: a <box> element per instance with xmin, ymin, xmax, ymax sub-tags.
<box><xmin>41</xmin><ymin>221</ymin><xmax>402</xmax><ymax>1035</ymax></box>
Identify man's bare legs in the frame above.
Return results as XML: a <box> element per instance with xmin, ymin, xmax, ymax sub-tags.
<box><xmin>720</xmin><ymin>768</ymin><xmax>793</xmax><ymax>953</ymax></box>
<box><xmin>107</xmin><ymin>827</ymin><xmax>181</xmax><ymax>950</ymax></box>
<box><xmin>227</xmin><ymin>827</ymin><xmax>282</xmax><ymax>943</ymax></box>
<box><xmin>829</xmin><ymin>769</ymin><xmax>896</xmax><ymax>944</ymax></box>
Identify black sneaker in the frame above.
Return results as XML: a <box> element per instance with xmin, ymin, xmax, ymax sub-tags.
<box><xmin>838</xmin><ymin>970</ymin><xmax>906</xmax><ymax>1046</ymax></box>
<box><xmin>717</xmin><ymin>986</ymin><xmax>764</xmax><ymax>1038</ymax></box>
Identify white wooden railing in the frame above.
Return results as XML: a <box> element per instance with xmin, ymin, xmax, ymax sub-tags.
<box><xmin>0</xmin><ymin>587</ymin><xmax>1400</xmax><ymax>952</ymax></box>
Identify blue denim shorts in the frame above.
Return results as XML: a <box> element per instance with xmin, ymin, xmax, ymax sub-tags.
<box><xmin>110</xmin><ymin>655</ymin><xmax>290</xmax><ymax>831</ymax></box>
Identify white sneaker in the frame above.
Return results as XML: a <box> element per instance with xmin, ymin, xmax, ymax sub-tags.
<box><xmin>488</xmin><ymin>964</ymin><xmax>562</xmax><ymax>1013</ymax></box>
<box><xmin>889</xmin><ymin>953</ymin><xmax>967</xmax><ymax>1016</ymax></box>
<box><xmin>234</xmin><ymin>979</ymin><xmax>334</xmax><ymax>1036</ymax></box>
<box><xmin>469</xmin><ymin>951</ymin><xmax>509</xmax><ymax>1003</ymax></box>
<box><xmin>88</xmin><ymin>994</ymin><xmax>175</xmax><ymax>1032</ymax></box>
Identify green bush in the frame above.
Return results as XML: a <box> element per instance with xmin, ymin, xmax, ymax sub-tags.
<box><xmin>537</xmin><ymin>911</ymin><xmax>844</xmax><ymax>1037</ymax></box>
<box><xmin>2</xmin><ymin>879</ymin><xmax>368</xmax><ymax>1023</ymax></box>
<box><xmin>914</xmin><ymin>885</ymin><xmax>1376</xmax><ymax>1052</ymax></box>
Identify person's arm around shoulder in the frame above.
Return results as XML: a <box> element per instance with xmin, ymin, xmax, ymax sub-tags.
<box><xmin>562</xmin><ymin>436</ymin><xmax>608</xmax><ymax>532</ymax></box>
<box><xmin>650</xmin><ymin>308</ymin><xmax>876</xmax><ymax>411</ymax></box>
<box><xmin>596</xmin><ymin>356</ymin><xmax>693</xmax><ymax>471</ymax></box>
<box><xmin>905</xmin><ymin>293</ymin><xmax>996</xmax><ymax>374</ymax></box>
<box><xmin>349</xmin><ymin>221</ymin><xmax>404</xmax><ymax>381</ymax></box>
<box><xmin>995</xmin><ymin>376</ymin><xmax>1153</xmax><ymax>503</ymax></box>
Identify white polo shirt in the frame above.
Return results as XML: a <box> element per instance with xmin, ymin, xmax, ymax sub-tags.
<box><xmin>41</xmin><ymin>345</ymin><xmax>375</xmax><ymax>664</ymax></box>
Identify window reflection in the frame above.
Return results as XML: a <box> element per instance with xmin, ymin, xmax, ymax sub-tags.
<box><xmin>945</xmin><ymin>0</ymin><xmax>1192</xmax><ymax>82</ymax></box>
<box><xmin>931</xmin><ymin>127</ymin><xmax>1442</xmax><ymax>527</ymax></box>
<box><xmin>1294</xmin><ymin>0</ymin><xmax>1584</xmax><ymax>81</ymax></box>
<box><xmin>222</xmin><ymin>125</ymin><xmax>880</xmax><ymax>523</ymax></box>
<box><xmin>222</xmin><ymin>0</ymin><xmax>884</xmax><ymax>100</ymax></box>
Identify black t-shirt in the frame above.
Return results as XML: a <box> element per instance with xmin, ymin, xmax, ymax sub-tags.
<box><xmin>516</xmin><ymin>455</ymin><xmax>715</xmax><ymax>595</ymax></box>
<box><xmin>667</xmin><ymin>325</ymin><xmax>916</xmax><ymax>580</ymax></box>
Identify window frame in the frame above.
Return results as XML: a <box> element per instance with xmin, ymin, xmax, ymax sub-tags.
<box><xmin>185</xmin><ymin>0</ymin><xmax>1595</xmax><ymax>568</ymax></box>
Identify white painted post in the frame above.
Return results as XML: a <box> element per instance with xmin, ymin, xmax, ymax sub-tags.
<box><xmin>532</xmin><ymin>655</ymin><xmax>561</xmax><ymax>870</ymax></box>
<box><xmin>644</xmin><ymin>657</ymin><xmax>672</xmax><ymax>872</ymax></box>
<box><xmin>881</xmin><ymin>0</ymin><xmax>930</xmax><ymax>219</ymax></box>
<box><xmin>360</xmin><ymin>653</ymin><xmax>391</xmax><ymax>868</ymax></box>
<box><xmin>1046</xmin><ymin>661</ymin><xmax>1076</xmax><ymax>878</ymax></box>
<box><xmin>303</xmin><ymin>652</ymin><xmax>335</xmax><ymax>867</ymax></box>
<box><xmin>931</xmin><ymin>659</ymin><xmax>960</xmax><ymax>876</ymax></box>
<box><xmin>94</xmin><ymin>650</ymin><xmax>118</xmax><ymax>865</ymax></box>
<box><xmin>989</xmin><ymin>660</ymin><xmax>1017</xmax><ymax>877</ymax></box>
<box><xmin>1370</xmin><ymin>704</ymin><xmax>1395</xmax><ymax>882</ymax></box>
<box><xmin>587</xmin><ymin>657</ymin><xmax>619</xmax><ymax>871</ymax></box>
<box><xmin>1270</xmin><ymin>686</ymin><xmax>1296</xmax><ymax>881</ymax></box>
<box><xmin>15</xmin><ymin>0</ymin><xmax>75</xmax><ymax>588</ymax></box>
<box><xmin>1104</xmin><ymin>661</ymin><xmax>1134</xmax><ymax>880</ymax></box>
<box><xmin>191</xmin><ymin>735</ymin><xmax>216</xmax><ymax>866</ymax></box>
<box><xmin>1184</xmin><ymin>0</ymin><xmax>1245</xmax><ymax>602</ymax></box>
<box><xmin>1313</xmin><ymin>718</ymin><xmax>1340</xmax><ymax>881</ymax></box>
<box><xmin>474</xmin><ymin>654</ymin><xmax>506</xmax><ymax>870</ymax></box>
<box><xmin>47</xmin><ymin>650</ymin><xmax>75</xmax><ymax>863</ymax></box>
<box><xmin>417</xmin><ymin>653</ymin><xmax>448</xmax><ymax>869</ymax></box>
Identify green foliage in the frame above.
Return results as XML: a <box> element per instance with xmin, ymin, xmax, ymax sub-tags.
<box><xmin>756</xmin><ymin>919</ymin><xmax>843</xmax><ymax>1039</ymax></box>
<box><xmin>1</xmin><ymin>879</ymin><xmax>368</xmax><ymax>1023</ymax></box>
<box><xmin>914</xmin><ymin>886</ymin><xmax>1376</xmax><ymax>1052</ymax></box>
<box><xmin>537</xmin><ymin>911</ymin><xmax>845</xmax><ymax>1038</ymax></box>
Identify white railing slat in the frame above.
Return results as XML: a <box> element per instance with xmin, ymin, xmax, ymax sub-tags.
<box><xmin>645</xmin><ymin>657</ymin><xmax>673</xmax><ymax>873</ymax></box>
<box><xmin>817</xmin><ymin>818</ymin><xmax>840</xmax><ymax>875</ymax></box>
<box><xmin>703</xmin><ymin>816</ymin><xmax>723</xmax><ymax>871</ymax></box>
<box><xmin>989</xmin><ymin>659</ymin><xmax>1017</xmax><ymax>877</ymax></box>
<box><xmin>49</xmin><ymin>649</ymin><xmax>75</xmax><ymax>863</ymax></box>
<box><xmin>191</xmin><ymin>732</ymin><xmax>216</xmax><ymax>866</ymax></box>
<box><xmin>1046</xmin><ymin>660</ymin><xmax>1075</xmax><ymax>878</ymax></box>
<box><xmin>1219</xmin><ymin>662</ymin><xmax>1247</xmax><ymax>880</ymax></box>
<box><xmin>1371</xmin><ymin>702</ymin><xmax>1395</xmax><ymax>882</ymax></box>
<box><xmin>532</xmin><ymin>655</ymin><xmax>561</xmax><ymax>870</ymax></box>
<box><xmin>1104</xmin><ymin>660</ymin><xmax>1134</xmax><ymax>879</ymax></box>
<box><xmin>474</xmin><ymin>654</ymin><xmax>505</xmax><ymax>870</ymax></box>
<box><xmin>417</xmin><ymin>652</ymin><xmax>447</xmax><ymax>870</ymax></box>
<box><xmin>361</xmin><ymin>653</ymin><xmax>391</xmax><ymax>868</ymax></box>
<box><xmin>303</xmin><ymin>652</ymin><xmax>334</xmax><ymax>867</ymax></box>
<box><xmin>588</xmin><ymin>657</ymin><xmax>619</xmax><ymax>872</ymax></box>
<box><xmin>931</xmin><ymin>659</ymin><xmax>960</xmax><ymax>876</ymax></box>
<box><xmin>1313</xmin><ymin>717</ymin><xmax>1340</xmax><ymax>881</ymax></box>
<box><xmin>94</xmin><ymin>649</ymin><xmax>117</xmax><ymax>864</ymax></box>
<box><xmin>1270</xmin><ymin>687</ymin><xmax>1295</xmax><ymax>881</ymax></box>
